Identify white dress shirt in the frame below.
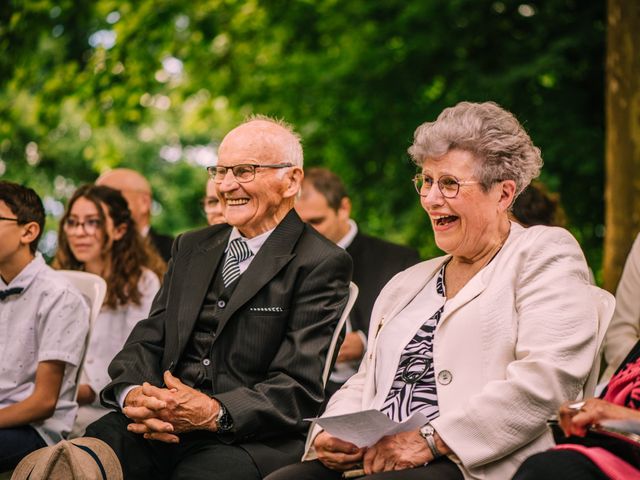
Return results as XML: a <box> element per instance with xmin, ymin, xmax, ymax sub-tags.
<box><xmin>0</xmin><ymin>253</ymin><xmax>89</xmax><ymax>444</ymax></box>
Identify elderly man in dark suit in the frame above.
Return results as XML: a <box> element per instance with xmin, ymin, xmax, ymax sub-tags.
<box><xmin>85</xmin><ymin>118</ymin><xmax>352</xmax><ymax>480</ymax></box>
<box><xmin>296</xmin><ymin>168</ymin><xmax>420</xmax><ymax>394</ymax></box>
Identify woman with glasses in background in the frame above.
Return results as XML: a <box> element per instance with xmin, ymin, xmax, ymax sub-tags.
<box><xmin>267</xmin><ymin>102</ymin><xmax>607</xmax><ymax>480</ymax></box>
<box><xmin>54</xmin><ymin>184</ymin><xmax>164</xmax><ymax>436</ymax></box>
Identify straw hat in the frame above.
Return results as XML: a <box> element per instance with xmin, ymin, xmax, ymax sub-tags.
<box><xmin>11</xmin><ymin>437</ymin><xmax>123</xmax><ymax>480</ymax></box>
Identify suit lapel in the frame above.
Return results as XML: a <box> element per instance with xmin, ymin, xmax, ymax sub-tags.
<box><xmin>177</xmin><ymin>228</ymin><xmax>230</xmax><ymax>351</ymax></box>
<box><xmin>213</xmin><ymin>210</ymin><xmax>303</xmax><ymax>341</ymax></box>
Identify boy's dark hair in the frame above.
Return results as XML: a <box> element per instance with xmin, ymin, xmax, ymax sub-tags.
<box><xmin>0</xmin><ymin>181</ymin><xmax>45</xmax><ymax>254</ymax></box>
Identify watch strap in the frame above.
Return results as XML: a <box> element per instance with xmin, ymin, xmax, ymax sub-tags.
<box><xmin>420</xmin><ymin>424</ymin><xmax>442</xmax><ymax>459</ymax></box>
<box><xmin>425</xmin><ymin>432</ymin><xmax>441</xmax><ymax>458</ymax></box>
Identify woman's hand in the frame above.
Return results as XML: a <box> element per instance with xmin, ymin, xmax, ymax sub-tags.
<box><xmin>559</xmin><ymin>398</ymin><xmax>640</xmax><ymax>437</ymax></box>
<box><xmin>363</xmin><ymin>430</ymin><xmax>431</xmax><ymax>474</ymax></box>
<box><xmin>314</xmin><ymin>431</ymin><xmax>365</xmax><ymax>471</ymax></box>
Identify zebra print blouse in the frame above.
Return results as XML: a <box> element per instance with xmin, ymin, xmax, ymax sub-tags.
<box><xmin>380</xmin><ymin>264</ymin><xmax>446</xmax><ymax>422</ymax></box>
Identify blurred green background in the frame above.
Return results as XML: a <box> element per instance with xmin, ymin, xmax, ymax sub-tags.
<box><xmin>0</xmin><ymin>1</ymin><xmax>605</xmax><ymax>276</ymax></box>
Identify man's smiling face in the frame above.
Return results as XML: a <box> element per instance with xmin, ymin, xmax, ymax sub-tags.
<box><xmin>215</xmin><ymin>120</ymin><xmax>302</xmax><ymax>238</ymax></box>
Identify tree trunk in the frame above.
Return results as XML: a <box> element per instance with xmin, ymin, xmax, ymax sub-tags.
<box><xmin>603</xmin><ymin>0</ymin><xmax>640</xmax><ymax>292</ymax></box>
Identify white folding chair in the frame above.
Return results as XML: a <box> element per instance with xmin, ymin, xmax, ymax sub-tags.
<box><xmin>302</xmin><ymin>282</ymin><xmax>359</xmax><ymax>455</ymax></box>
<box><xmin>322</xmin><ymin>282</ymin><xmax>359</xmax><ymax>388</ymax></box>
<box><xmin>57</xmin><ymin>270</ymin><xmax>107</xmax><ymax>336</ymax></box>
<box><xmin>56</xmin><ymin>270</ymin><xmax>107</xmax><ymax>426</ymax></box>
<box><xmin>582</xmin><ymin>285</ymin><xmax>616</xmax><ymax>398</ymax></box>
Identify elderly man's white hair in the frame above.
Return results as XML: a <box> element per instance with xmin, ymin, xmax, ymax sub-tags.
<box><xmin>243</xmin><ymin>114</ymin><xmax>304</xmax><ymax>169</ymax></box>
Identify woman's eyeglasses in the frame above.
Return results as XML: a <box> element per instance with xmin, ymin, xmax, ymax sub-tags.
<box><xmin>413</xmin><ymin>174</ymin><xmax>479</xmax><ymax>199</ymax></box>
<box><xmin>63</xmin><ymin>218</ymin><xmax>102</xmax><ymax>236</ymax></box>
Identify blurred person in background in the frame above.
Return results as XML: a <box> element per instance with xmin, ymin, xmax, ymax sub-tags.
<box><xmin>296</xmin><ymin>167</ymin><xmax>420</xmax><ymax>395</ymax></box>
<box><xmin>510</xmin><ymin>181</ymin><xmax>566</xmax><ymax>228</ymax></box>
<box><xmin>203</xmin><ymin>177</ymin><xmax>225</xmax><ymax>225</ymax></box>
<box><xmin>54</xmin><ymin>184</ymin><xmax>163</xmax><ymax>436</ymax></box>
<box><xmin>96</xmin><ymin>168</ymin><xmax>174</xmax><ymax>262</ymax></box>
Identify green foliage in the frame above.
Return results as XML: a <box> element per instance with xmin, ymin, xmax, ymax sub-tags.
<box><xmin>0</xmin><ymin>0</ymin><xmax>605</xmax><ymax>271</ymax></box>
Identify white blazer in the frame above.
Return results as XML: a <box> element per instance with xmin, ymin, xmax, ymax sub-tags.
<box><xmin>305</xmin><ymin>222</ymin><xmax>604</xmax><ymax>480</ymax></box>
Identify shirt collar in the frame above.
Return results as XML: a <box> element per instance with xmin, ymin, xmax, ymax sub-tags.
<box><xmin>0</xmin><ymin>252</ymin><xmax>47</xmax><ymax>292</ymax></box>
<box><xmin>336</xmin><ymin>219</ymin><xmax>358</xmax><ymax>250</ymax></box>
<box><xmin>226</xmin><ymin>227</ymin><xmax>275</xmax><ymax>256</ymax></box>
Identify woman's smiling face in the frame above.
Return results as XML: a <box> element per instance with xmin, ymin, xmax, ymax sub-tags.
<box><xmin>65</xmin><ymin>196</ymin><xmax>122</xmax><ymax>268</ymax></box>
<box><xmin>420</xmin><ymin>149</ymin><xmax>511</xmax><ymax>261</ymax></box>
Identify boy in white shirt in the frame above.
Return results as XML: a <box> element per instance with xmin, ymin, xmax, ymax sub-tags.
<box><xmin>0</xmin><ymin>181</ymin><xmax>89</xmax><ymax>471</ymax></box>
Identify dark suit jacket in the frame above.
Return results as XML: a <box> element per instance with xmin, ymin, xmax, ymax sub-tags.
<box><xmin>149</xmin><ymin>227</ymin><xmax>174</xmax><ymax>262</ymax></box>
<box><xmin>101</xmin><ymin>210</ymin><xmax>352</xmax><ymax>476</ymax></box>
<box><xmin>346</xmin><ymin>232</ymin><xmax>420</xmax><ymax>335</ymax></box>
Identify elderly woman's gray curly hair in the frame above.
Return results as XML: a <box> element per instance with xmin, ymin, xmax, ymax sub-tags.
<box><xmin>408</xmin><ymin>101</ymin><xmax>543</xmax><ymax>197</ymax></box>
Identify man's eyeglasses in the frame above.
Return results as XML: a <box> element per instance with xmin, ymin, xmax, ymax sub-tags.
<box><xmin>413</xmin><ymin>174</ymin><xmax>480</xmax><ymax>199</ymax></box>
<box><xmin>63</xmin><ymin>218</ymin><xmax>102</xmax><ymax>236</ymax></box>
<box><xmin>0</xmin><ymin>216</ymin><xmax>19</xmax><ymax>222</ymax></box>
<box><xmin>207</xmin><ymin>163</ymin><xmax>294</xmax><ymax>184</ymax></box>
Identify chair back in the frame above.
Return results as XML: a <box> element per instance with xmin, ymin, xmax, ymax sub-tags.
<box><xmin>322</xmin><ymin>282</ymin><xmax>359</xmax><ymax>388</ymax></box>
<box><xmin>57</xmin><ymin>270</ymin><xmax>106</xmax><ymax>332</ymax></box>
<box><xmin>582</xmin><ymin>285</ymin><xmax>616</xmax><ymax>398</ymax></box>
<box><xmin>56</xmin><ymin>270</ymin><xmax>107</xmax><ymax>407</ymax></box>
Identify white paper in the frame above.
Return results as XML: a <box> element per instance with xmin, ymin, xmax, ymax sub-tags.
<box><xmin>307</xmin><ymin>409</ymin><xmax>427</xmax><ymax>447</ymax></box>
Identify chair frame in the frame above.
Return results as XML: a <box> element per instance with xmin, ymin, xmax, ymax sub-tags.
<box><xmin>56</xmin><ymin>270</ymin><xmax>107</xmax><ymax>406</ymax></box>
<box><xmin>322</xmin><ymin>282</ymin><xmax>359</xmax><ymax>388</ymax></box>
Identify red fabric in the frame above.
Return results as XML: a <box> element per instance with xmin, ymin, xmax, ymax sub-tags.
<box><xmin>553</xmin><ymin>444</ymin><xmax>640</xmax><ymax>480</ymax></box>
<box><xmin>603</xmin><ymin>357</ymin><xmax>640</xmax><ymax>409</ymax></box>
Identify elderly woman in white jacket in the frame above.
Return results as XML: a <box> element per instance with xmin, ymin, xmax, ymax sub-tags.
<box><xmin>266</xmin><ymin>101</ymin><xmax>608</xmax><ymax>480</ymax></box>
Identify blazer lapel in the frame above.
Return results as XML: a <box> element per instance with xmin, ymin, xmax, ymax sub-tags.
<box><xmin>379</xmin><ymin>258</ymin><xmax>448</xmax><ymax>323</ymax></box>
<box><xmin>177</xmin><ymin>229</ymin><xmax>230</xmax><ymax>351</ymax></box>
<box><xmin>212</xmin><ymin>210</ymin><xmax>303</xmax><ymax>341</ymax></box>
<box><xmin>436</xmin><ymin>271</ymin><xmax>487</xmax><ymax>335</ymax></box>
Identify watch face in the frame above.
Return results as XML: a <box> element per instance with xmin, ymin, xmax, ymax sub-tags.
<box><xmin>217</xmin><ymin>413</ymin><xmax>232</xmax><ymax>432</ymax></box>
<box><xmin>420</xmin><ymin>424</ymin><xmax>435</xmax><ymax>437</ymax></box>
<box><xmin>217</xmin><ymin>407</ymin><xmax>233</xmax><ymax>432</ymax></box>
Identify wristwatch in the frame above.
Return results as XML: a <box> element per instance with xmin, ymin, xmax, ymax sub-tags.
<box><xmin>215</xmin><ymin>403</ymin><xmax>234</xmax><ymax>433</ymax></box>
<box><xmin>419</xmin><ymin>423</ymin><xmax>442</xmax><ymax>459</ymax></box>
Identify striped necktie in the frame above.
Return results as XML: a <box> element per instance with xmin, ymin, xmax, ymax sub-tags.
<box><xmin>222</xmin><ymin>238</ymin><xmax>253</xmax><ymax>287</ymax></box>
